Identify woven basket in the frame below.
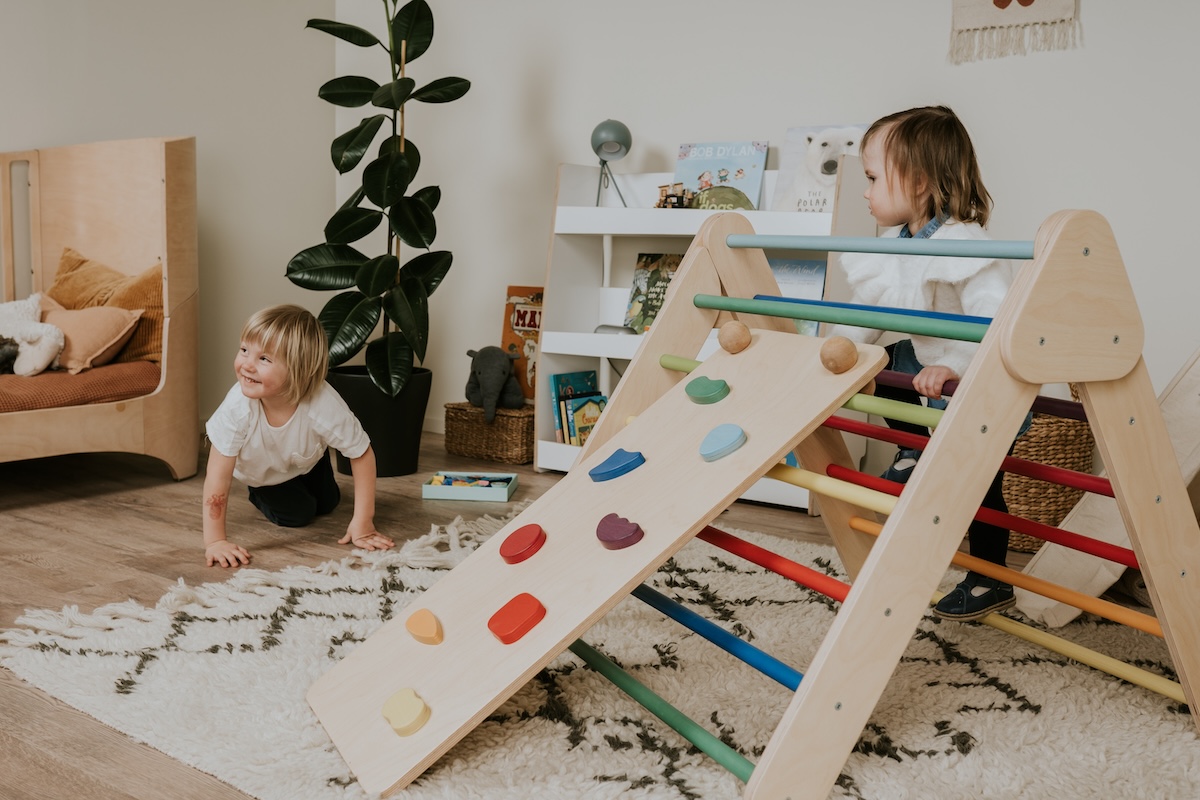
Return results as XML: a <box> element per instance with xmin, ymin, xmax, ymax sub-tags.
<box><xmin>1003</xmin><ymin>390</ymin><xmax>1095</xmax><ymax>553</ymax></box>
<box><xmin>443</xmin><ymin>402</ymin><xmax>535</xmax><ymax>465</ymax></box>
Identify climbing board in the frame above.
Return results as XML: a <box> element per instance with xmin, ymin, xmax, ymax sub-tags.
<box><xmin>308</xmin><ymin>328</ymin><xmax>886</xmax><ymax>796</ymax></box>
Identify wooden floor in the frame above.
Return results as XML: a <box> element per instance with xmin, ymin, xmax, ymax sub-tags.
<box><xmin>0</xmin><ymin>434</ymin><xmax>831</xmax><ymax>800</ymax></box>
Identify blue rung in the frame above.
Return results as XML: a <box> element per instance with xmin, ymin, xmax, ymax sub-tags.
<box><xmin>632</xmin><ymin>584</ymin><xmax>803</xmax><ymax>690</ymax></box>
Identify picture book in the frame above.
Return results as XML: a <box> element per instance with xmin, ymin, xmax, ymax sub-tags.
<box><xmin>549</xmin><ymin>370</ymin><xmax>599</xmax><ymax>443</ymax></box>
<box><xmin>501</xmin><ymin>285</ymin><xmax>543</xmax><ymax>401</ymax></box>
<box><xmin>565</xmin><ymin>394</ymin><xmax>607</xmax><ymax>447</ymax></box>
<box><xmin>623</xmin><ymin>253</ymin><xmax>683</xmax><ymax>333</ymax></box>
<box><xmin>674</xmin><ymin>141</ymin><xmax>768</xmax><ymax>211</ymax></box>
<box><xmin>770</xmin><ymin>123</ymin><xmax>867</xmax><ymax>213</ymax></box>
<box><xmin>767</xmin><ymin>258</ymin><xmax>827</xmax><ymax>337</ymax></box>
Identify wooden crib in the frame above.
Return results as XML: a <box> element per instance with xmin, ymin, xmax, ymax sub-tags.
<box><xmin>0</xmin><ymin>136</ymin><xmax>199</xmax><ymax>479</ymax></box>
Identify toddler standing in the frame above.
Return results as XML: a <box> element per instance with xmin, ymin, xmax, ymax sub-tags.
<box><xmin>831</xmin><ymin>105</ymin><xmax>1025</xmax><ymax>621</ymax></box>
<box><xmin>202</xmin><ymin>304</ymin><xmax>394</xmax><ymax>567</ymax></box>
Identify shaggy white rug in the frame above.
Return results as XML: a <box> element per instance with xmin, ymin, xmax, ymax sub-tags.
<box><xmin>2</xmin><ymin>508</ymin><xmax>1198</xmax><ymax>800</ymax></box>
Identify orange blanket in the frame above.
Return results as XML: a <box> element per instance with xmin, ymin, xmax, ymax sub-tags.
<box><xmin>0</xmin><ymin>361</ymin><xmax>160</xmax><ymax>412</ymax></box>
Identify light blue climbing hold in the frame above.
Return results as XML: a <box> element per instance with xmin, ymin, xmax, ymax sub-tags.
<box><xmin>699</xmin><ymin>424</ymin><xmax>746</xmax><ymax>462</ymax></box>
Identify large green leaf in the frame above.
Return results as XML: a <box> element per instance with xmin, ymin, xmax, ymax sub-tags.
<box><xmin>389</xmin><ymin>196</ymin><xmax>437</xmax><ymax>248</ymax></box>
<box><xmin>412</xmin><ymin>185</ymin><xmax>440</xmax><ymax>212</ymax></box>
<box><xmin>402</xmin><ymin>250</ymin><xmax>452</xmax><ymax>297</ymax></box>
<box><xmin>306</xmin><ymin>19</ymin><xmax>380</xmax><ymax>48</ymax></box>
<box><xmin>319</xmin><ymin>291</ymin><xmax>381</xmax><ymax>366</ymax></box>
<box><xmin>286</xmin><ymin>243</ymin><xmax>367</xmax><ymax>290</ymax></box>
<box><xmin>356</xmin><ymin>254</ymin><xmax>400</xmax><ymax>296</ymax></box>
<box><xmin>324</xmin><ymin>207</ymin><xmax>382</xmax><ymax>244</ymax></box>
<box><xmin>318</xmin><ymin>76</ymin><xmax>380</xmax><ymax>108</ymax></box>
<box><xmin>391</xmin><ymin>0</ymin><xmax>433</xmax><ymax>63</ymax></box>
<box><xmin>331</xmin><ymin>115</ymin><xmax>387</xmax><ymax>174</ymax></box>
<box><xmin>383</xmin><ymin>270</ymin><xmax>429</xmax><ymax>361</ymax></box>
<box><xmin>365</xmin><ymin>333</ymin><xmax>415</xmax><ymax>396</ymax></box>
<box><xmin>411</xmin><ymin>77</ymin><xmax>470</xmax><ymax>104</ymax></box>
<box><xmin>371</xmin><ymin>78</ymin><xmax>415</xmax><ymax>111</ymax></box>
<box><xmin>378</xmin><ymin>137</ymin><xmax>420</xmax><ymax>183</ymax></box>
<box><xmin>362</xmin><ymin>152</ymin><xmax>411</xmax><ymax>208</ymax></box>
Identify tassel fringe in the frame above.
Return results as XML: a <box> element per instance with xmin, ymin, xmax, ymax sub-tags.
<box><xmin>951</xmin><ymin>16</ymin><xmax>1082</xmax><ymax>64</ymax></box>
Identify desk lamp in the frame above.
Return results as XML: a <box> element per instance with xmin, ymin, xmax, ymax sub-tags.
<box><xmin>591</xmin><ymin>119</ymin><xmax>631</xmax><ymax>207</ymax></box>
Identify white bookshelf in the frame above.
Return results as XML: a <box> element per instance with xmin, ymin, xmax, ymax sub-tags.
<box><xmin>534</xmin><ymin>163</ymin><xmax>867</xmax><ymax>510</ymax></box>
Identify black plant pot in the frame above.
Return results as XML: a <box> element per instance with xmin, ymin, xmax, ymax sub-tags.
<box><xmin>326</xmin><ymin>366</ymin><xmax>432</xmax><ymax>477</ymax></box>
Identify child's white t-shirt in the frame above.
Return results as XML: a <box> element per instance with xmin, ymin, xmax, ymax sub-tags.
<box><xmin>206</xmin><ymin>382</ymin><xmax>370</xmax><ymax>487</ymax></box>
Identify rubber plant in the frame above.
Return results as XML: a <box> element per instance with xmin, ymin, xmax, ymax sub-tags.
<box><xmin>286</xmin><ymin>0</ymin><xmax>470</xmax><ymax>396</ymax></box>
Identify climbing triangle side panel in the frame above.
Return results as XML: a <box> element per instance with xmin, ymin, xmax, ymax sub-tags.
<box><xmin>308</xmin><ymin>330</ymin><xmax>886</xmax><ymax>796</ymax></box>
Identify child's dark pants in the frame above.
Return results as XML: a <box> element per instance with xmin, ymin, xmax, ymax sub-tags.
<box><xmin>248</xmin><ymin>450</ymin><xmax>341</xmax><ymax>527</ymax></box>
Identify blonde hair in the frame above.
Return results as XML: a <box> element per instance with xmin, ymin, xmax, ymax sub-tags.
<box><xmin>862</xmin><ymin>105</ymin><xmax>991</xmax><ymax>227</ymax></box>
<box><xmin>240</xmin><ymin>304</ymin><xmax>328</xmax><ymax>405</ymax></box>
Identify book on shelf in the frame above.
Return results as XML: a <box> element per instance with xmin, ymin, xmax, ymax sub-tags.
<box><xmin>767</xmin><ymin>258</ymin><xmax>827</xmax><ymax>337</ymax></box>
<box><xmin>548</xmin><ymin>369</ymin><xmax>599</xmax><ymax>443</ymax></box>
<box><xmin>674</xmin><ymin>141</ymin><xmax>768</xmax><ymax>211</ymax></box>
<box><xmin>623</xmin><ymin>253</ymin><xmax>683</xmax><ymax>333</ymax></box>
<box><xmin>564</xmin><ymin>394</ymin><xmax>607</xmax><ymax>446</ymax></box>
<box><xmin>501</xmin><ymin>285</ymin><xmax>543</xmax><ymax>401</ymax></box>
<box><xmin>770</xmin><ymin>123</ymin><xmax>866</xmax><ymax>213</ymax></box>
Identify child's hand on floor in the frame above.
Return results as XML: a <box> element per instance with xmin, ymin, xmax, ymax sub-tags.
<box><xmin>339</xmin><ymin>520</ymin><xmax>395</xmax><ymax>551</ymax></box>
<box><xmin>207</xmin><ymin>539</ymin><xmax>251</xmax><ymax>568</ymax></box>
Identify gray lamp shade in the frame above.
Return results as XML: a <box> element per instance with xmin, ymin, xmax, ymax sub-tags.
<box><xmin>591</xmin><ymin>120</ymin><xmax>632</xmax><ymax>162</ymax></box>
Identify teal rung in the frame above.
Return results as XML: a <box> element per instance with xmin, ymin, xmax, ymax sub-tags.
<box><xmin>693</xmin><ymin>295</ymin><xmax>988</xmax><ymax>343</ymax></box>
<box><xmin>568</xmin><ymin>639</ymin><xmax>756</xmax><ymax>783</ymax></box>
<box><xmin>726</xmin><ymin>234</ymin><xmax>1036</xmax><ymax>260</ymax></box>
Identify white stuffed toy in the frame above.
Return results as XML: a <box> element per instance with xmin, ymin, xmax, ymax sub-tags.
<box><xmin>0</xmin><ymin>293</ymin><xmax>65</xmax><ymax>376</ymax></box>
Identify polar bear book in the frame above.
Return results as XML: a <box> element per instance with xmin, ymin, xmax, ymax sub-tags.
<box><xmin>771</xmin><ymin>123</ymin><xmax>866</xmax><ymax>213</ymax></box>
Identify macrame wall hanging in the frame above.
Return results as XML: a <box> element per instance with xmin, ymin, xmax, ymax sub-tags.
<box><xmin>950</xmin><ymin>0</ymin><xmax>1082</xmax><ymax>64</ymax></box>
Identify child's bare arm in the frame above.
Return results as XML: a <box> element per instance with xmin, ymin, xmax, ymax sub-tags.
<box><xmin>202</xmin><ymin>448</ymin><xmax>251</xmax><ymax>567</ymax></box>
<box><xmin>338</xmin><ymin>445</ymin><xmax>394</xmax><ymax>551</ymax></box>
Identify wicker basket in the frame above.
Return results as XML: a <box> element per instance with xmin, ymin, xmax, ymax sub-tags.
<box><xmin>1003</xmin><ymin>393</ymin><xmax>1095</xmax><ymax>553</ymax></box>
<box><xmin>443</xmin><ymin>402</ymin><xmax>535</xmax><ymax>465</ymax></box>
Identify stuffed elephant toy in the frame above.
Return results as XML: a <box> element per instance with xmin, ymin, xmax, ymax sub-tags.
<box><xmin>465</xmin><ymin>346</ymin><xmax>526</xmax><ymax>422</ymax></box>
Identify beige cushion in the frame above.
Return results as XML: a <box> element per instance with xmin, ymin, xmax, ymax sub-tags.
<box><xmin>46</xmin><ymin>247</ymin><xmax>164</xmax><ymax>363</ymax></box>
<box><xmin>41</xmin><ymin>295</ymin><xmax>143</xmax><ymax>374</ymax></box>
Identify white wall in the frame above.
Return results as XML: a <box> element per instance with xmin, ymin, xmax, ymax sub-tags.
<box><xmin>0</xmin><ymin>0</ymin><xmax>336</xmax><ymax>418</ymax></box>
<box><xmin>338</xmin><ymin>0</ymin><xmax>1200</xmax><ymax>429</ymax></box>
<box><xmin>4</xmin><ymin>1</ymin><xmax>1198</xmax><ymax>436</ymax></box>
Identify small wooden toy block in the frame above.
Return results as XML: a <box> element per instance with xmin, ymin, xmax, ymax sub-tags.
<box><xmin>587</xmin><ymin>447</ymin><xmax>645</xmax><ymax>482</ymax></box>
<box><xmin>699</xmin><ymin>423</ymin><xmax>747</xmax><ymax>461</ymax></box>
<box><xmin>381</xmin><ymin>688</ymin><xmax>430</xmax><ymax>737</ymax></box>
<box><xmin>404</xmin><ymin>608</ymin><xmax>443</xmax><ymax>645</ymax></box>
<box><xmin>685</xmin><ymin>375</ymin><xmax>730</xmax><ymax>404</ymax></box>
<box><xmin>487</xmin><ymin>593</ymin><xmax>546</xmax><ymax>644</ymax></box>
<box><xmin>499</xmin><ymin>523</ymin><xmax>546</xmax><ymax>564</ymax></box>
<box><xmin>595</xmin><ymin>512</ymin><xmax>644</xmax><ymax>550</ymax></box>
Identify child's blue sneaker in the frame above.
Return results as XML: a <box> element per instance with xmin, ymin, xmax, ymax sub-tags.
<box><xmin>934</xmin><ymin>574</ymin><xmax>1015</xmax><ymax>621</ymax></box>
<box><xmin>881</xmin><ymin>448</ymin><xmax>922</xmax><ymax>484</ymax></box>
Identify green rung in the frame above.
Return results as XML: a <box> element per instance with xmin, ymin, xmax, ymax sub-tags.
<box><xmin>568</xmin><ymin>639</ymin><xmax>755</xmax><ymax>783</ymax></box>
<box><xmin>693</xmin><ymin>295</ymin><xmax>988</xmax><ymax>343</ymax></box>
